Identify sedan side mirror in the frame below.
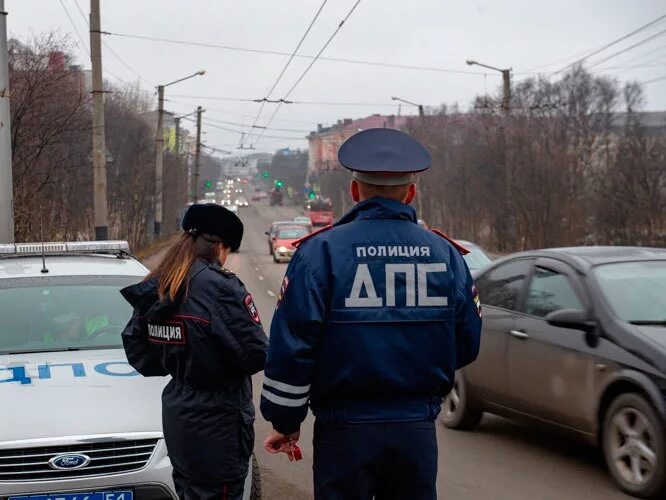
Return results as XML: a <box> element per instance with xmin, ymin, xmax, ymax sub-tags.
<box><xmin>545</xmin><ymin>309</ymin><xmax>596</xmax><ymax>333</ymax></box>
<box><xmin>264</xmin><ymin>231</ymin><xmax>270</xmax><ymax>236</ymax></box>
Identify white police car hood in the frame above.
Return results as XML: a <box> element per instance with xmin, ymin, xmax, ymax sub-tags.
<box><xmin>0</xmin><ymin>348</ymin><xmax>167</xmax><ymax>443</ymax></box>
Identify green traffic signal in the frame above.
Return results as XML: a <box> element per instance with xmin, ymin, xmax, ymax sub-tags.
<box><xmin>308</xmin><ymin>192</ymin><xmax>316</xmax><ymax>200</ymax></box>
<box><xmin>262</xmin><ymin>171</ymin><xmax>270</xmax><ymax>178</ymax></box>
<box><xmin>205</xmin><ymin>180</ymin><xmax>212</xmax><ymax>188</ymax></box>
<box><xmin>275</xmin><ymin>180</ymin><xmax>284</xmax><ymax>188</ymax></box>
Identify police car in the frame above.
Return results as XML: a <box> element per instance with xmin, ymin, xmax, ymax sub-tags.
<box><xmin>0</xmin><ymin>241</ymin><xmax>260</xmax><ymax>500</ymax></box>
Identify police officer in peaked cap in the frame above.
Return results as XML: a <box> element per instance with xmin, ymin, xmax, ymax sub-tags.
<box><xmin>261</xmin><ymin>128</ymin><xmax>482</xmax><ymax>499</ymax></box>
<box><xmin>121</xmin><ymin>203</ymin><xmax>268</xmax><ymax>500</ymax></box>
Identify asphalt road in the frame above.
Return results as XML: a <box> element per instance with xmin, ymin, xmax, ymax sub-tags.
<box><xmin>154</xmin><ymin>200</ymin><xmax>634</xmax><ymax>500</ymax></box>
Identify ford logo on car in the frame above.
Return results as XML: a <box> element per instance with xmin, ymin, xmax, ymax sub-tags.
<box><xmin>48</xmin><ymin>453</ymin><xmax>91</xmax><ymax>470</ymax></box>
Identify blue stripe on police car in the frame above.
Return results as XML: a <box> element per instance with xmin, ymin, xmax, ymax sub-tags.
<box><xmin>0</xmin><ymin>361</ymin><xmax>139</xmax><ymax>384</ymax></box>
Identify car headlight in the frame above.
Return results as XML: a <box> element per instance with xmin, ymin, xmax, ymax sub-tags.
<box><xmin>278</xmin><ymin>246</ymin><xmax>288</xmax><ymax>252</ymax></box>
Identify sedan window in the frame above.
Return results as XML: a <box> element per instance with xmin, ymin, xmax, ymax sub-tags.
<box><xmin>525</xmin><ymin>267</ymin><xmax>583</xmax><ymax>317</ymax></box>
<box><xmin>594</xmin><ymin>260</ymin><xmax>666</xmax><ymax>323</ymax></box>
<box><xmin>0</xmin><ymin>276</ymin><xmax>140</xmax><ymax>354</ymax></box>
<box><xmin>476</xmin><ymin>259</ymin><xmax>532</xmax><ymax>311</ymax></box>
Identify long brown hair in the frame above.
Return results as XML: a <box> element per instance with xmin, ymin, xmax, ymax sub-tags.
<box><xmin>146</xmin><ymin>232</ymin><xmax>223</xmax><ymax>301</ymax></box>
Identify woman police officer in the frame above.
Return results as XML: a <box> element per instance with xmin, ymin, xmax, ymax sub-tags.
<box><xmin>120</xmin><ymin>203</ymin><xmax>268</xmax><ymax>500</ymax></box>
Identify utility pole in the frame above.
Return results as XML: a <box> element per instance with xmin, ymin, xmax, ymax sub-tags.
<box><xmin>501</xmin><ymin>69</ymin><xmax>511</xmax><ymax>115</ymax></box>
<box><xmin>391</xmin><ymin>96</ymin><xmax>424</xmax><ymax>121</ymax></box>
<box><xmin>154</xmin><ymin>84</ymin><xmax>164</xmax><ymax>237</ymax></box>
<box><xmin>90</xmin><ymin>0</ymin><xmax>108</xmax><ymax>240</ymax></box>
<box><xmin>466</xmin><ymin>59</ymin><xmax>513</xmax><ymax>248</ymax></box>
<box><xmin>465</xmin><ymin>60</ymin><xmax>511</xmax><ymax>113</ymax></box>
<box><xmin>174</xmin><ymin>116</ymin><xmax>180</xmax><ymax>157</ymax></box>
<box><xmin>153</xmin><ymin>70</ymin><xmax>204</xmax><ymax>229</ymax></box>
<box><xmin>193</xmin><ymin>106</ymin><xmax>202</xmax><ymax>202</ymax></box>
<box><xmin>0</xmin><ymin>0</ymin><xmax>14</xmax><ymax>243</ymax></box>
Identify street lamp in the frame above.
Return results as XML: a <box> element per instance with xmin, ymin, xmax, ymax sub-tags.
<box><xmin>391</xmin><ymin>96</ymin><xmax>424</xmax><ymax>118</ymax></box>
<box><xmin>466</xmin><ymin>60</ymin><xmax>511</xmax><ymax>114</ymax></box>
<box><xmin>154</xmin><ymin>70</ymin><xmax>205</xmax><ymax>237</ymax></box>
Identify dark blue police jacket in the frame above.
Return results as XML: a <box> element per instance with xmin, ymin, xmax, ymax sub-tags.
<box><xmin>260</xmin><ymin>197</ymin><xmax>482</xmax><ymax>435</ymax></box>
<box><xmin>121</xmin><ymin>260</ymin><xmax>267</xmax><ymax>482</ymax></box>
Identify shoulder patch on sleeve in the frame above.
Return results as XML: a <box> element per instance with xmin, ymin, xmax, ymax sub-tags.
<box><xmin>472</xmin><ymin>284</ymin><xmax>482</xmax><ymax>317</ymax></box>
<box><xmin>243</xmin><ymin>294</ymin><xmax>261</xmax><ymax>324</ymax></box>
<box><xmin>293</xmin><ymin>224</ymin><xmax>333</xmax><ymax>248</ymax></box>
<box><xmin>276</xmin><ymin>275</ymin><xmax>289</xmax><ymax>309</ymax></box>
<box><xmin>430</xmin><ymin>229</ymin><xmax>470</xmax><ymax>255</ymax></box>
<box><xmin>209</xmin><ymin>263</ymin><xmax>236</xmax><ymax>277</ymax></box>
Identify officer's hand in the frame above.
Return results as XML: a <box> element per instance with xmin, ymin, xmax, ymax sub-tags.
<box><xmin>264</xmin><ymin>429</ymin><xmax>301</xmax><ymax>461</ymax></box>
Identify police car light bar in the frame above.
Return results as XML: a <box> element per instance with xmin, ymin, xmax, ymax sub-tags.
<box><xmin>0</xmin><ymin>241</ymin><xmax>130</xmax><ymax>255</ymax></box>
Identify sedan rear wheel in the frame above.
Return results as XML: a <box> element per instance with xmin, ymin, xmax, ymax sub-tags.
<box><xmin>603</xmin><ymin>393</ymin><xmax>665</xmax><ymax>498</ymax></box>
<box><xmin>439</xmin><ymin>373</ymin><xmax>483</xmax><ymax>430</ymax></box>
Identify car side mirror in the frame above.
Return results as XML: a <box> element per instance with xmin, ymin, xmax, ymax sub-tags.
<box><xmin>545</xmin><ymin>309</ymin><xmax>596</xmax><ymax>333</ymax></box>
<box><xmin>264</xmin><ymin>231</ymin><xmax>270</xmax><ymax>236</ymax></box>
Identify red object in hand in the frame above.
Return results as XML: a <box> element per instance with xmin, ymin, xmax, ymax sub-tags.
<box><xmin>290</xmin><ymin>442</ymin><xmax>303</xmax><ymax>462</ymax></box>
<box><xmin>271</xmin><ymin>437</ymin><xmax>302</xmax><ymax>462</ymax></box>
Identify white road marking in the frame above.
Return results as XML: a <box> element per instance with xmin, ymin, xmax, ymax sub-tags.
<box><xmin>267</xmin><ymin>290</ymin><xmax>276</xmax><ymax>297</ymax></box>
<box><xmin>255</xmin><ymin>267</ymin><xmax>259</xmax><ymax>271</ymax></box>
<box><xmin>258</xmin><ymin>276</ymin><xmax>264</xmax><ymax>280</ymax></box>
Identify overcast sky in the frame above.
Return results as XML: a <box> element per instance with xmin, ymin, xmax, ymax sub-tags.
<box><xmin>7</xmin><ymin>0</ymin><xmax>666</xmax><ymax>154</ymax></box>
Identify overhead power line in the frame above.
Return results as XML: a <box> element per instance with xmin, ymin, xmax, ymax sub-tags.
<box><xmin>184</xmin><ymin>117</ymin><xmax>306</xmax><ymax>140</ymax></box>
<box><xmin>642</xmin><ymin>74</ymin><xmax>666</xmax><ymax>84</ymax></box>
<box><xmin>170</xmin><ymin>93</ymin><xmax>402</xmax><ymax>107</ymax></box>
<box><xmin>252</xmin><ymin>0</ymin><xmax>363</xmax><ymax>147</ymax></box>
<box><xmin>59</xmin><ymin>0</ymin><xmax>127</xmax><ymax>84</ymax></box>
<box><xmin>166</xmin><ymin>99</ymin><xmax>316</xmax><ymax>125</ymax></box>
<box><xmin>71</xmin><ymin>0</ymin><xmax>155</xmax><ymax>86</ymax></box>
<box><xmin>246</xmin><ymin>0</ymin><xmax>328</xmax><ymax>144</ymax></box>
<box><xmin>106</xmin><ymin>31</ymin><xmax>489</xmax><ymax>76</ymax></box>
<box><xmin>554</xmin><ymin>13</ymin><xmax>666</xmax><ymax>74</ymax></box>
<box><xmin>586</xmin><ymin>28</ymin><xmax>666</xmax><ymax>70</ymax></box>
<box><xmin>205</xmin><ymin>116</ymin><xmax>310</xmax><ymax>133</ymax></box>
<box><xmin>602</xmin><ymin>42</ymin><xmax>666</xmax><ymax>69</ymax></box>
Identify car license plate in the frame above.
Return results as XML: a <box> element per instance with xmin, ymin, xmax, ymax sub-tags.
<box><xmin>10</xmin><ymin>491</ymin><xmax>132</xmax><ymax>500</ymax></box>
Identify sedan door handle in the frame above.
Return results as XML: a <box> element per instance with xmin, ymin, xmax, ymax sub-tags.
<box><xmin>509</xmin><ymin>330</ymin><xmax>530</xmax><ymax>340</ymax></box>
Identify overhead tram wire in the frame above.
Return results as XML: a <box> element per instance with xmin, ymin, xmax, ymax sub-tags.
<box><xmin>642</xmin><ymin>74</ymin><xmax>666</xmax><ymax>84</ymax></box>
<box><xmin>245</xmin><ymin>0</ymin><xmax>328</xmax><ymax>144</ymax></box>
<box><xmin>166</xmin><ymin>99</ymin><xmax>316</xmax><ymax>125</ymax></box>
<box><xmin>552</xmin><ymin>13</ymin><xmax>666</xmax><ymax>75</ymax></box>
<box><xmin>106</xmin><ymin>32</ymin><xmax>489</xmax><ymax>76</ymax></box>
<box><xmin>205</xmin><ymin>116</ymin><xmax>310</xmax><ymax>133</ymax></box>
<box><xmin>252</xmin><ymin>0</ymin><xmax>363</xmax><ymax>147</ymax></box>
<box><xmin>169</xmin><ymin>93</ymin><xmax>399</xmax><ymax>107</ymax></box>
<box><xmin>182</xmin><ymin>116</ymin><xmax>306</xmax><ymax>141</ymax></box>
<box><xmin>71</xmin><ymin>0</ymin><xmax>156</xmax><ymax>86</ymax></box>
<box><xmin>585</xmin><ymin>28</ymin><xmax>666</xmax><ymax>70</ymax></box>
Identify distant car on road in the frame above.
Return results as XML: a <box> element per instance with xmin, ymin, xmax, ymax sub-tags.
<box><xmin>272</xmin><ymin>225</ymin><xmax>310</xmax><ymax>263</ymax></box>
<box><xmin>0</xmin><ymin>241</ymin><xmax>260</xmax><ymax>500</ymax></box>
<box><xmin>235</xmin><ymin>196</ymin><xmax>249</xmax><ymax>207</ymax></box>
<box><xmin>305</xmin><ymin>198</ymin><xmax>333</xmax><ymax>226</ymax></box>
<box><xmin>294</xmin><ymin>216</ymin><xmax>313</xmax><ymax>232</ymax></box>
<box><xmin>266</xmin><ymin>221</ymin><xmax>300</xmax><ymax>255</ymax></box>
<box><xmin>251</xmin><ymin>191</ymin><xmax>268</xmax><ymax>201</ymax></box>
<box><xmin>441</xmin><ymin>246</ymin><xmax>666</xmax><ymax>498</ymax></box>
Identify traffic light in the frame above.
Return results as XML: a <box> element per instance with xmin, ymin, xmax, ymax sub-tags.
<box><xmin>204</xmin><ymin>180</ymin><xmax>212</xmax><ymax>189</ymax></box>
<box><xmin>275</xmin><ymin>179</ymin><xmax>284</xmax><ymax>188</ymax></box>
<box><xmin>262</xmin><ymin>171</ymin><xmax>270</xmax><ymax>178</ymax></box>
<box><xmin>308</xmin><ymin>192</ymin><xmax>316</xmax><ymax>200</ymax></box>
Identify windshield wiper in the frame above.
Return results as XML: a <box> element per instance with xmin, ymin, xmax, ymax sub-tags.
<box><xmin>629</xmin><ymin>320</ymin><xmax>666</xmax><ymax>326</ymax></box>
<box><xmin>4</xmin><ymin>347</ymin><xmax>81</xmax><ymax>355</ymax></box>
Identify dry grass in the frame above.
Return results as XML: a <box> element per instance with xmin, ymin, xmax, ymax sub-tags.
<box><xmin>134</xmin><ymin>234</ymin><xmax>180</xmax><ymax>260</ymax></box>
